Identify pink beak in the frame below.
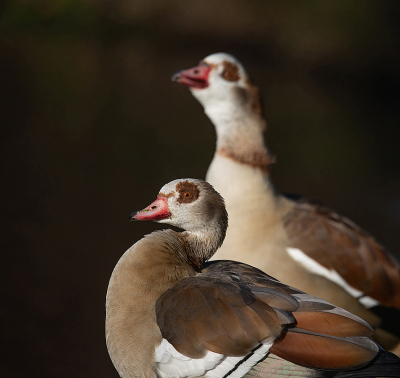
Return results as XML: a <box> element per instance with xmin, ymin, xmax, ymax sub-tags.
<box><xmin>172</xmin><ymin>61</ymin><xmax>211</xmax><ymax>89</ymax></box>
<box><xmin>130</xmin><ymin>197</ymin><xmax>170</xmax><ymax>221</ymax></box>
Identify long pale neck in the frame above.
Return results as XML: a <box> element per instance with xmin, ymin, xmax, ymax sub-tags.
<box><xmin>204</xmin><ymin>102</ymin><xmax>292</xmax><ymax>250</ymax></box>
<box><xmin>204</xmin><ymin>99</ymin><xmax>275</xmax><ymax>201</ymax></box>
<box><xmin>205</xmin><ymin>102</ymin><xmax>274</xmax><ymax>173</ymax></box>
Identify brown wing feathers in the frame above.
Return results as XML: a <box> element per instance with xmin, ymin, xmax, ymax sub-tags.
<box><xmin>283</xmin><ymin>200</ymin><xmax>400</xmax><ymax>308</ymax></box>
<box><xmin>156</xmin><ymin>261</ymin><xmax>379</xmax><ymax>371</ymax></box>
<box><xmin>270</xmin><ymin>330</ymin><xmax>378</xmax><ymax>370</ymax></box>
<box><xmin>156</xmin><ymin>276</ymin><xmax>282</xmax><ymax>357</ymax></box>
<box><xmin>292</xmin><ymin>294</ymin><xmax>374</xmax><ymax>337</ymax></box>
<box><xmin>269</xmin><ymin>291</ymin><xmax>378</xmax><ymax>370</ymax></box>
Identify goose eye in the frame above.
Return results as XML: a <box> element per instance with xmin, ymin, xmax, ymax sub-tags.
<box><xmin>221</xmin><ymin>62</ymin><xmax>239</xmax><ymax>81</ymax></box>
<box><xmin>176</xmin><ymin>183</ymin><xmax>199</xmax><ymax>204</ymax></box>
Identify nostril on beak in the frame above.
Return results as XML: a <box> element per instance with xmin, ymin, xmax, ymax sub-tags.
<box><xmin>193</xmin><ymin>69</ymin><xmax>199</xmax><ymax>74</ymax></box>
<box><xmin>151</xmin><ymin>206</ymin><xmax>157</xmax><ymax>210</ymax></box>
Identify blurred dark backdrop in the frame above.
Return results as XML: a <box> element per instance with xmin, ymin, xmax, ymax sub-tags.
<box><xmin>1</xmin><ymin>1</ymin><xmax>400</xmax><ymax>377</ymax></box>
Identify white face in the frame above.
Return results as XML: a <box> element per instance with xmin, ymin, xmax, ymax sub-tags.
<box><xmin>190</xmin><ymin>53</ymin><xmax>249</xmax><ymax>108</ymax></box>
<box><xmin>132</xmin><ymin>178</ymin><xmax>226</xmax><ymax>233</ymax></box>
<box><xmin>156</xmin><ymin>179</ymin><xmax>210</xmax><ymax>232</ymax></box>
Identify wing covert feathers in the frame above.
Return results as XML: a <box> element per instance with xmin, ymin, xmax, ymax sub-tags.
<box><xmin>156</xmin><ymin>261</ymin><xmax>380</xmax><ymax>371</ymax></box>
<box><xmin>156</xmin><ymin>276</ymin><xmax>281</xmax><ymax>358</ymax></box>
<box><xmin>283</xmin><ymin>199</ymin><xmax>400</xmax><ymax>308</ymax></box>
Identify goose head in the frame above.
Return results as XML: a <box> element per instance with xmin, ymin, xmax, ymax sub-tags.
<box><xmin>172</xmin><ymin>53</ymin><xmax>261</xmax><ymax>117</ymax></box>
<box><xmin>130</xmin><ymin>179</ymin><xmax>228</xmax><ymax>246</ymax></box>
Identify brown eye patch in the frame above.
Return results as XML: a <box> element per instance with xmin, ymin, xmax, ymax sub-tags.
<box><xmin>176</xmin><ymin>181</ymin><xmax>200</xmax><ymax>204</ymax></box>
<box><xmin>221</xmin><ymin>61</ymin><xmax>240</xmax><ymax>82</ymax></box>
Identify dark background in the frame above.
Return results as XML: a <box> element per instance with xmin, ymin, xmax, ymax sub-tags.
<box><xmin>2</xmin><ymin>1</ymin><xmax>400</xmax><ymax>377</ymax></box>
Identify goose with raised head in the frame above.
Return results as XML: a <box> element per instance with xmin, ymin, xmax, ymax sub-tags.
<box><xmin>172</xmin><ymin>54</ymin><xmax>400</xmax><ymax>349</ymax></box>
<box><xmin>105</xmin><ymin>178</ymin><xmax>400</xmax><ymax>378</ymax></box>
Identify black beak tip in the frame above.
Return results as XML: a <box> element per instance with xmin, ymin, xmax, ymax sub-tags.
<box><xmin>129</xmin><ymin>212</ymin><xmax>137</xmax><ymax>221</ymax></box>
<box><xmin>171</xmin><ymin>71</ymin><xmax>181</xmax><ymax>81</ymax></box>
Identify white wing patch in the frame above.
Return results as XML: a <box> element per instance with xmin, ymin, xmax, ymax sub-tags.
<box><xmin>156</xmin><ymin>339</ymin><xmax>223</xmax><ymax>377</ymax></box>
<box><xmin>286</xmin><ymin>247</ymin><xmax>379</xmax><ymax>308</ymax></box>
<box><xmin>155</xmin><ymin>338</ymin><xmax>273</xmax><ymax>378</ymax></box>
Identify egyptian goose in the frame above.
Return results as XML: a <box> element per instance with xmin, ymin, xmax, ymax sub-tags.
<box><xmin>172</xmin><ymin>54</ymin><xmax>400</xmax><ymax>345</ymax></box>
<box><xmin>105</xmin><ymin>178</ymin><xmax>400</xmax><ymax>377</ymax></box>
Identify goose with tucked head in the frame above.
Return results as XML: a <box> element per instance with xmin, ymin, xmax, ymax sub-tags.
<box><xmin>105</xmin><ymin>178</ymin><xmax>400</xmax><ymax>378</ymax></box>
<box><xmin>173</xmin><ymin>54</ymin><xmax>400</xmax><ymax>353</ymax></box>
